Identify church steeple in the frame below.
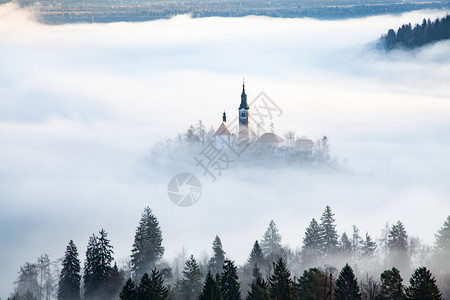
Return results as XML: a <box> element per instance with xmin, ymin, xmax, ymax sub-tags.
<box><xmin>238</xmin><ymin>80</ymin><xmax>250</xmax><ymax>142</ymax></box>
<box><xmin>223</xmin><ymin>111</ymin><xmax>226</xmax><ymax>122</ymax></box>
<box><xmin>239</xmin><ymin>81</ymin><xmax>249</xmax><ymax>110</ymax></box>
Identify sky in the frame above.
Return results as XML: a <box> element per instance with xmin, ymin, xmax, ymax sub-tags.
<box><xmin>1</xmin><ymin>3</ymin><xmax>450</xmax><ymax>296</ymax></box>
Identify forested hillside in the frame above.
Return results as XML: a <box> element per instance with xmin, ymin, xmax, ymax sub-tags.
<box><xmin>3</xmin><ymin>0</ymin><xmax>450</xmax><ymax>23</ymax></box>
<box><xmin>380</xmin><ymin>15</ymin><xmax>450</xmax><ymax>50</ymax></box>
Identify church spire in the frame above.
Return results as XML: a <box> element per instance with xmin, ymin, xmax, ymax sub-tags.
<box><xmin>239</xmin><ymin>80</ymin><xmax>249</xmax><ymax>110</ymax></box>
<box><xmin>223</xmin><ymin>111</ymin><xmax>226</xmax><ymax>122</ymax></box>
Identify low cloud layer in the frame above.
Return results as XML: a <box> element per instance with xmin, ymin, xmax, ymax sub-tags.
<box><xmin>1</xmin><ymin>3</ymin><xmax>450</xmax><ymax>296</ymax></box>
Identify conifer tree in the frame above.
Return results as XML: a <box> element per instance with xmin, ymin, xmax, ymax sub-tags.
<box><xmin>247</xmin><ymin>264</ymin><xmax>269</xmax><ymax>300</ymax></box>
<box><xmin>105</xmin><ymin>263</ymin><xmax>125</xmax><ymax>298</ymax></box>
<box><xmin>119</xmin><ymin>278</ymin><xmax>138</xmax><ymax>300</ymax></box>
<box><xmin>12</xmin><ymin>290</ymin><xmax>37</xmax><ymax>300</ymax></box>
<box><xmin>147</xmin><ymin>269</ymin><xmax>169</xmax><ymax>299</ymax></box>
<box><xmin>220</xmin><ymin>259</ymin><xmax>241</xmax><ymax>300</ymax></box>
<box><xmin>269</xmin><ymin>258</ymin><xmax>294</xmax><ymax>300</ymax></box>
<box><xmin>261</xmin><ymin>220</ymin><xmax>282</xmax><ymax>260</ymax></box>
<box><xmin>208</xmin><ymin>235</ymin><xmax>226</xmax><ymax>276</ymax></box>
<box><xmin>433</xmin><ymin>215</ymin><xmax>450</xmax><ymax>272</ymax></box>
<box><xmin>302</xmin><ymin>218</ymin><xmax>322</xmax><ymax>266</ymax></box>
<box><xmin>186</xmin><ymin>125</ymin><xmax>195</xmax><ymax>143</ymax></box>
<box><xmin>168</xmin><ymin>278</ymin><xmax>183</xmax><ymax>300</ymax></box>
<box><xmin>131</xmin><ymin>207</ymin><xmax>164</xmax><ymax>280</ymax></box>
<box><xmin>378</xmin><ymin>267</ymin><xmax>405</xmax><ymax>300</ymax></box>
<box><xmin>83</xmin><ymin>234</ymin><xmax>98</xmax><ymax>299</ymax></box>
<box><xmin>339</xmin><ymin>232</ymin><xmax>352</xmax><ymax>257</ymax></box>
<box><xmin>405</xmin><ymin>267</ymin><xmax>442</xmax><ymax>300</ymax></box>
<box><xmin>248</xmin><ymin>241</ymin><xmax>265</xmax><ymax>267</ymax></box>
<box><xmin>334</xmin><ymin>263</ymin><xmax>361</xmax><ymax>300</ymax></box>
<box><xmin>96</xmin><ymin>229</ymin><xmax>114</xmax><ymax>281</ymax></box>
<box><xmin>387</xmin><ymin>221</ymin><xmax>409</xmax><ymax>272</ymax></box>
<box><xmin>296</xmin><ymin>267</ymin><xmax>326</xmax><ymax>300</ymax></box>
<box><xmin>199</xmin><ymin>271</ymin><xmax>222</xmax><ymax>300</ymax></box>
<box><xmin>83</xmin><ymin>229</ymin><xmax>115</xmax><ymax>299</ymax></box>
<box><xmin>181</xmin><ymin>255</ymin><xmax>203</xmax><ymax>300</ymax></box>
<box><xmin>361</xmin><ymin>233</ymin><xmax>377</xmax><ymax>257</ymax></box>
<box><xmin>58</xmin><ymin>240</ymin><xmax>81</xmax><ymax>300</ymax></box>
<box><xmin>137</xmin><ymin>273</ymin><xmax>152</xmax><ymax>299</ymax></box>
<box><xmin>319</xmin><ymin>206</ymin><xmax>339</xmax><ymax>256</ymax></box>
<box><xmin>351</xmin><ymin>225</ymin><xmax>362</xmax><ymax>261</ymax></box>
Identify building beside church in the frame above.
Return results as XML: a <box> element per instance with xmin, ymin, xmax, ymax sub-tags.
<box><xmin>213</xmin><ymin>112</ymin><xmax>231</xmax><ymax>149</ymax></box>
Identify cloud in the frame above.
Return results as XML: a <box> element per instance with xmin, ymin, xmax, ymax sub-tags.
<box><xmin>1</xmin><ymin>3</ymin><xmax>450</xmax><ymax>296</ymax></box>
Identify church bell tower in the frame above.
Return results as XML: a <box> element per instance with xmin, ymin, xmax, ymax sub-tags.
<box><xmin>238</xmin><ymin>81</ymin><xmax>250</xmax><ymax>142</ymax></box>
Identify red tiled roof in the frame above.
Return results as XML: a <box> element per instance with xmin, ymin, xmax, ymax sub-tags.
<box><xmin>256</xmin><ymin>132</ymin><xmax>284</xmax><ymax>144</ymax></box>
<box><xmin>214</xmin><ymin>122</ymin><xmax>231</xmax><ymax>136</ymax></box>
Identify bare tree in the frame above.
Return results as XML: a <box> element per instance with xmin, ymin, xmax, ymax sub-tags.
<box><xmin>360</xmin><ymin>274</ymin><xmax>380</xmax><ymax>300</ymax></box>
<box><xmin>284</xmin><ymin>131</ymin><xmax>295</xmax><ymax>148</ymax></box>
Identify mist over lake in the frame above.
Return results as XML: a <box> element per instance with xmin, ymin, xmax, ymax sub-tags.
<box><xmin>1</xmin><ymin>3</ymin><xmax>450</xmax><ymax>297</ymax></box>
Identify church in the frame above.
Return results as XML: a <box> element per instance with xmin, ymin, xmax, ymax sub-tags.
<box><xmin>213</xmin><ymin>82</ymin><xmax>314</xmax><ymax>154</ymax></box>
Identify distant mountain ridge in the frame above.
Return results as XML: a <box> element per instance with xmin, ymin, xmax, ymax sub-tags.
<box><xmin>4</xmin><ymin>0</ymin><xmax>450</xmax><ymax>23</ymax></box>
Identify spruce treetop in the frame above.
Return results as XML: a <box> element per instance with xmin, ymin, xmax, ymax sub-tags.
<box><xmin>319</xmin><ymin>205</ymin><xmax>339</xmax><ymax>256</ymax></box>
<box><xmin>405</xmin><ymin>267</ymin><xmax>443</xmax><ymax>300</ymax></box>
<box><xmin>208</xmin><ymin>235</ymin><xmax>226</xmax><ymax>276</ymax></box>
<box><xmin>58</xmin><ymin>240</ymin><xmax>81</xmax><ymax>300</ymax></box>
<box><xmin>131</xmin><ymin>206</ymin><xmax>164</xmax><ymax>280</ymax></box>
<box><xmin>334</xmin><ymin>263</ymin><xmax>361</xmax><ymax>300</ymax></box>
<box><xmin>388</xmin><ymin>221</ymin><xmax>408</xmax><ymax>251</ymax></box>
<box><xmin>361</xmin><ymin>232</ymin><xmax>377</xmax><ymax>257</ymax></box>
<box><xmin>269</xmin><ymin>257</ymin><xmax>294</xmax><ymax>300</ymax></box>
<box><xmin>261</xmin><ymin>220</ymin><xmax>282</xmax><ymax>258</ymax></box>
<box><xmin>378</xmin><ymin>267</ymin><xmax>405</xmax><ymax>300</ymax></box>
<box><xmin>248</xmin><ymin>240</ymin><xmax>264</xmax><ymax>267</ymax></box>
<box><xmin>220</xmin><ymin>259</ymin><xmax>241</xmax><ymax>300</ymax></box>
<box><xmin>199</xmin><ymin>270</ymin><xmax>222</xmax><ymax>300</ymax></box>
